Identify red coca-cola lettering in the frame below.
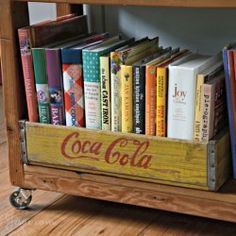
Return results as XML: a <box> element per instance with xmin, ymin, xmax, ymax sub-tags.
<box><xmin>61</xmin><ymin>132</ymin><xmax>152</xmax><ymax>169</ymax></box>
<box><xmin>61</xmin><ymin>132</ymin><xmax>102</xmax><ymax>160</ymax></box>
<box><xmin>105</xmin><ymin>138</ymin><xmax>152</xmax><ymax>169</ymax></box>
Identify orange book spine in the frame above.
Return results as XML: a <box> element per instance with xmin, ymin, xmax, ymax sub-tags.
<box><xmin>145</xmin><ymin>65</ymin><xmax>156</xmax><ymax>135</ymax></box>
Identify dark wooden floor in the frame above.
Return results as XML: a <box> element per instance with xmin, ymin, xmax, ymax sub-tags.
<box><xmin>1</xmin><ymin>86</ymin><xmax>236</xmax><ymax>235</ymax></box>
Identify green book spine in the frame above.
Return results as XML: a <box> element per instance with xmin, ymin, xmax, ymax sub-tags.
<box><xmin>32</xmin><ymin>48</ymin><xmax>50</xmax><ymax>123</ymax></box>
<box><xmin>83</xmin><ymin>50</ymin><xmax>101</xmax><ymax>129</ymax></box>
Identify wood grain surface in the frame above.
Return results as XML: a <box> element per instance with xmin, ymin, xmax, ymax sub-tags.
<box><xmin>13</xmin><ymin>0</ymin><xmax>236</xmax><ymax>8</ymax></box>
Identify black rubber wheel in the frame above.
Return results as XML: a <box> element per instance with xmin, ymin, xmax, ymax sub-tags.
<box><xmin>9</xmin><ymin>189</ymin><xmax>32</xmax><ymax>210</ymax></box>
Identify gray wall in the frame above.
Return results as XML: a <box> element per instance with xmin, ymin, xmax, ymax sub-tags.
<box><xmin>28</xmin><ymin>3</ymin><xmax>236</xmax><ymax>54</ymax></box>
<box><xmin>104</xmin><ymin>6</ymin><xmax>236</xmax><ymax>54</ymax></box>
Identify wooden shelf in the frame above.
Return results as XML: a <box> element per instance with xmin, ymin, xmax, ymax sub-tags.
<box><xmin>14</xmin><ymin>0</ymin><xmax>236</xmax><ymax>8</ymax></box>
<box><xmin>1</xmin><ymin>0</ymin><xmax>236</xmax><ymax>224</ymax></box>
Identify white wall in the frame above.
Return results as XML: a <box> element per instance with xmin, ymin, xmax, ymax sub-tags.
<box><xmin>103</xmin><ymin>6</ymin><xmax>236</xmax><ymax>54</ymax></box>
<box><xmin>28</xmin><ymin>2</ymin><xmax>56</xmax><ymax>25</ymax></box>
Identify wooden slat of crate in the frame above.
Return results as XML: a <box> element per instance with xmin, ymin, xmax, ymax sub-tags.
<box><xmin>23</xmin><ymin>164</ymin><xmax>236</xmax><ymax>223</ymax></box>
<box><xmin>25</xmin><ymin>122</ymin><xmax>208</xmax><ymax>189</ymax></box>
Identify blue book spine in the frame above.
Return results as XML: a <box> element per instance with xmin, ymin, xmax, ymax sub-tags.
<box><xmin>61</xmin><ymin>48</ymin><xmax>82</xmax><ymax>64</ymax></box>
<box><xmin>223</xmin><ymin>48</ymin><xmax>236</xmax><ymax>178</ymax></box>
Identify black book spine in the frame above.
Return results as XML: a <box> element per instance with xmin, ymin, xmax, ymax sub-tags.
<box><xmin>133</xmin><ymin>65</ymin><xmax>145</xmax><ymax>134</ymax></box>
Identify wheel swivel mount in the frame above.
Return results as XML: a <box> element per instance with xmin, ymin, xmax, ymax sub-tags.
<box><xmin>9</xmin><ymin>188</ymin><xmax>32</xmax><ymax>210</ymax></box>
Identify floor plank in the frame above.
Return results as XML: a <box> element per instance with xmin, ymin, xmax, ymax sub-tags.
<box><xmin>8</xmin><ymin>194</ymin><xmax>236</xmax><ymax>236</ymax></box>
<box><xmin>0</xmin><ymin>141</ymin><xmax>63</xmax><ymax>236</ymax></box>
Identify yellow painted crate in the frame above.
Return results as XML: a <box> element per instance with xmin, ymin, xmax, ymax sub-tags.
<box><xmin>20</xmin><ymin>121</ymin><xmax>231</xmax><ymax>191</ymax></box>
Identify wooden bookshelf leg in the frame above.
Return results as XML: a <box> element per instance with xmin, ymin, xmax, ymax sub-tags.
<box><xmin>0</xmin><ymin>1</ymin><xmax>29</xmax><ymax>186</ymax></box>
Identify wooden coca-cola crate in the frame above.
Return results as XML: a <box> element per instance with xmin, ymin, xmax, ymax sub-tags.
<box><xmin>20</xmin><ymin>121</ymin><xmax>231</xmax><ymax>191</ymax></box>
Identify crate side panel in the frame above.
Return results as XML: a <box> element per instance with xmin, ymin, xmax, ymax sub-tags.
<box><xmin>26</xmin><ymin>123</ymin><xmax>208</xmax><ymax>187</ymax></box>
<box><xmin>215</xmin><ymin>132</ymin><xmax>231</xmax><ymax>190</ymax></box>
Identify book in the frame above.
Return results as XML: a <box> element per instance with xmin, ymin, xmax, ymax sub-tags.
<box><xmin>18</xmin><ymin>14</ymin><xmax>88</xmax><ymax>122</ymax></box>
<box><xmin>201</xmin><ymin>73</ymin><xmax>225</xmax><ymax>141</ymax></box>
<box><xmin>120</xmin><ymin>39</ymin><xmax>160</xmax><ymax>133</ymax></box>
<box><xmin>32</xmin><ymin>48</ymin><xmax>50</xmax><ymax>123</ymax></box>
<box><xmin>45</xmin><ymin>49</ymin><xmax>65</xmax><ymax>125</ymax></box>
<box><xmin>193</xmin><ymin>60</ymin><xmax>223</xmax><ymax>141</ymax></box>
<box><xmin>36</xmin><ymin>35</ymin><xmax>97</xmax><ymax>126</ymax></box>
<box><xmin>132</xmin><ymin>48</ymin><xmax>169</xmax><ymax>134</ymax></box>
<box><xmin>133</xmin><ymin>64</ymin><xmax>146</xmax><ymax>134</ymax></box>
<box><xmin>121</xmin><ymin>65</ymin><xmax>133</xmax><ymax>133</ymax></box>
<box><xmin>145</xmin><ymin>50</ymin><xmax>173</xmax><ymax>136</ymax></box>
<box><xmin>223</xmin><ymin>44</ymin><xmax>236</xmax><ymax>178</ymax></box>
<box><xmin>110</xmin><ymin>37</ymin><xmax>157</xmax><ymax>132</ymax></box>
<box><xmin>83</xmin><ymin>36</ymin><xmax>133</xmax><ymax>129</ymax></box>
<box><xmin>155</xmin><ymin>49</ymin><xmax>190</xmax><ymax>137</ymax></box>
<box><xmin>61</xmin><ymin>33</ymin><xmax>109</xmax><ymax>127</ymax></box>
<box><xmin>167</xmin><ymin>53</ymin><xmax>216</xmax><ymax>140</ymax></box>
<box><xmin>100</xmin><ymin>55</ymin><xmax>111</xmax><ymax>130</ymax></box>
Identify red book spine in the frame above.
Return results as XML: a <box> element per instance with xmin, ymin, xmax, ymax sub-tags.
<box><xmin>18</xmin><ymin>28</ymin><xmax>38</xmax><ymax>122</ymax></box>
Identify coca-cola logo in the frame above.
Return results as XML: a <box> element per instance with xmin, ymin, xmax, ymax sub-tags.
<box><xmin>61</xmin><ymin>132</ymin><xmax>152</xmax><ymax>169</ymax></box>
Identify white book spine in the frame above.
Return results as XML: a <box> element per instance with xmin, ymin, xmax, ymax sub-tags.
<box><xmin>167</xmin><ymin>67</ymin><xmax>197</xmax><ymax>140</ymax></box>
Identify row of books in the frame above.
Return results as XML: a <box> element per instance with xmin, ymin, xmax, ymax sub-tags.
<box><xmin>18</xmin><ymin>14</ymin><xmax>227</xmax><ymax>143</ymax></box>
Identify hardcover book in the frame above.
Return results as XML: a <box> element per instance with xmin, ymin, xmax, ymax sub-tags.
<box><xmin>83</xmin><ymin>36</ymin><xmax>133</xmax><ymax>129</ymax></box>
<box><xmin>100</xmin><ymin>55</ymin><xmax>111</xmax><ymax>130</ymax></box>
<box><xmin>45</xmin><ymin>49</ymin><xmax>65</xmax><ymax>125</ymax></box>
<box><xmin>61</xmin><ymin>33</ymin><xmax>109</xmax><ymax>127</ymax></box>
<box><xmin>201</xmin><ymin>73</ymin><xmax>225</xmax><ymax>141</ymax></box>
<box><xmin>167</xmin><ymin>54</ymin><xmax>214</xmax><ymax>140</ymax></box>
<box><xmin>32</xmin><ymin>48</ymin><xmax>50</xmax><ymax>123</ymax></box>
<box><xmin>155</xmin><ymin>49</ymin><xmax>190</xmax><ymax>137</ymax></box>
<box><xmin>132</xmin><ymin>48</ymin><xmax>169</xmax><ymax>134</ymax></box>
<box><xmin>144</xmin><ymin>49</ymin><xmax>173</xmax><ymax>136</ymax></box>
<box><xmin>193</xmin><ymin>59</ymin><xmax>223</xmax><ymax>141</ymax></box>
<box><xmin>223</xmin><ymin>44</ymin><xmax>236</xmax><ymax>178</ymax></box>
<box><xmin>18</xmin><ymin>14</ymin><xmax>88</xmax><ymax>122</ymax></box>
<box><xmin>110</xmin><ymin>37</ymin><xmax>157</xmax><ymax>132</ymax></box>
<box><xmin>120</xmin><ymin>40</ymin><xmax>161</xmax><ymax>133</ymax></box>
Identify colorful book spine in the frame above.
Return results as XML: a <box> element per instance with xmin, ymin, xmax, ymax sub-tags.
<box><xmin>83</xmin><ymin>50</ymin><xmax>102</xmax><ymax>129</ymax></box>
<box><xmin>121</xmin><ymin>65</ymin><xmax>133</xmax><ymax>133</ymax></box>
<box><xmin>45</xmin><ymin>49</ymin><xmax>65</xmax><ymax>125</ymax></box>
<box><xmin>213</xmin><ymin>78</ymin><xmax>226</xmax><ymax>136</ymax></box>
<box><xmin>156</xmin><ymin>67</ymin><xmax>167</xmax><ymax>137</ymax></box>
<box><xmin>201</xmin><ymin>83</ymin><xmax>215</xmax><ymax>142</ymax></box>
<box><xmin>18</xmin><ymin>28</ymin><xmax>38</xmax><ymax>122</ymax></box>
<box><xmin>193</xmin><ymin>74</ymin><xmax>205</xmax><ymax>141</ymax></box>
<box><xmin>61</xmin><ymin>47</ymin><xmax>84</xmax><ymax>127</ymax></box>
<box><xmin>32</xmin><ymin>48</ymin><xmax>50</xmax><ymax>123</ymax></box>
<box><xmin>83</xmin><ymin>38</ymin><xmax>131</xmax><ymax>129</ymax></box>
<box><xmin>133</xmin><ymin>65</ymin><xmax>145</xmax><ymax>134</ymax></box>
<box><xmin>145</xmin><ymin>65</ymin><xmax>156</xmax><ymax>136</ymax></box>
<box><xmin>100</xmin><ymin>55</ymin><xmax>111</xmax><ymax>130</ymax></box>
<box><xmin>223</xmin><ymin>48</ymin><xmax>236</xmax><ymax>177</ymax></box>
<box><xmin>110</xmin><ymin>51</ymin><xmax>122</xmax><ymax>132</ymax></box>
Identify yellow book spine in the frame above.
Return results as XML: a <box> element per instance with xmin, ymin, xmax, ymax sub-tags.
<box><xmin>156</xmin><ymin>67</ymin><xmax>167</xmax><ymax>137</ymax></box>
<box><xmin>121</xmin><ymin>65</ymin><xmax>133</xmax><ymax>133</ymax></box>
<box><xmin>100</xmin><ymin>55</ymin><xmax>110</xmax><ymax>131</ymax></box>
<box><xmin>193</xmin><ymin>74</ymin><xmax>204</xmax><ymax>141</ymax></box>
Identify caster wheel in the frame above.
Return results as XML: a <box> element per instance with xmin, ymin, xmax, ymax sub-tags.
<box><xmin>9</xmin><ymin>188</ymin><xmax>32</xmax><ymax>210</ymax></box>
